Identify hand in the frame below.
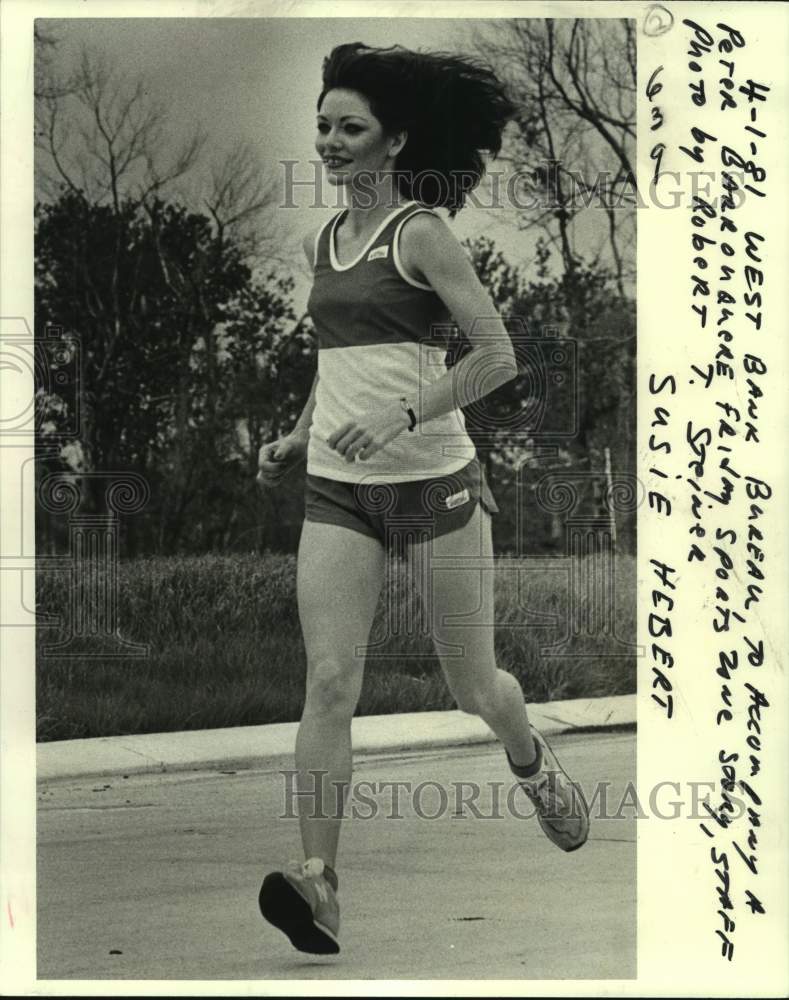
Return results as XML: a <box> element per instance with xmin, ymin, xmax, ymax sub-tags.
<box><xmin>328</xmin><ymin>403</ymin><xmax>411</xmax><ymax>463</ymax></box>
<box><xmin>256</xmin><ymin>430</ymin><xmax>308</xmax><ymax>489</ymax></box>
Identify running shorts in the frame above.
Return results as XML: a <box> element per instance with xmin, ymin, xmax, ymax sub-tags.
<box><xmin>304</xmin><ymin>456</ymin><xmax>499</xmax><ymax>548</ymax></box>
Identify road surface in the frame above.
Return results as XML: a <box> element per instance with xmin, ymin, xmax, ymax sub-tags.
<box><xmin>38</xmin><ymin>731</ymin><xmax>636</xmax><ymax>981</ymax></box>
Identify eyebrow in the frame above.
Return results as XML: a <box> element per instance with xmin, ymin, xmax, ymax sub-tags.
<box><xmin>316</xmin><ymin>114</ymin><xmax>367</xmax><ymax>122</ymax></box>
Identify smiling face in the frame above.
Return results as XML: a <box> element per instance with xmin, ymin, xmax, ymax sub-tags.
<box><xmin>315</xmin><ymin>88</ymin><xmax>406</xmax><ymax>188</ymax></box>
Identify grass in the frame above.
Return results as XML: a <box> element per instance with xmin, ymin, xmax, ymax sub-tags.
<box><xmin>35</xmin><ymin>551</ymin><xmax>636</xmax><ymax>742</ymax></box>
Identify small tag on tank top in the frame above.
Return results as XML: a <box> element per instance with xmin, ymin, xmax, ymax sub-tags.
<box><xmin>445</xmin><ymin>488</ymin><xmax>470</xmax><ymax>510</ymax></box>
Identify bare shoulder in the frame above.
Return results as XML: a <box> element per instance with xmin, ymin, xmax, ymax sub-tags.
<box><xmin>399</xmin><ymin>209</ymin><xmax>470</xmax><ymax>283</ymax></box>
<box><xmin>398</xmin><ymin>209</ymin><xmax>454</xmax><ymax>255</ymax></box>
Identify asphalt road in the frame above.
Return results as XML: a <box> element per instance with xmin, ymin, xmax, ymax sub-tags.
<box><xmin>37</xmin><ymin>731</ymin><xmax>636</xmax><ymax>982</ymax></box>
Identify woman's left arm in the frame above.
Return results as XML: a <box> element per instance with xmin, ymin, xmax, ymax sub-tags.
<box><xmin>398</xmin><ymin>210</ymin><xmax>519</xmax><ymax>425</ymax></box>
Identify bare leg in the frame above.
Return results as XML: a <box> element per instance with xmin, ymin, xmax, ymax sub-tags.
<box><xmin>409</xmin><ymin>503</ymin><xmax>590</xmax><ymax>854</ymax></box>
<box><xmin>409</xmin><ymin>504</ymin><xmax>536</xmax><ymax>766</ymax></box>
<box><xmin>295</xmin><ymin>520</ymin><xmax>386</xmax><ymax>867</ymax></box>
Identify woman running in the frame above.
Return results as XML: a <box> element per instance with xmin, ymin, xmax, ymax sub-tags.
<box><xmin>256</xmin><ymin>41</ymin><xmax>589</xmax><ymax>955</ymax></box>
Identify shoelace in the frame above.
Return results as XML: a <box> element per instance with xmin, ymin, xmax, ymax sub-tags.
<box><xmin>287</xmin><ymin>857</ymin><xmax>325</xmax><ymax>880</ymax></box>
<box><xmin>521</xmin><ymin>772</ymin><xmax>564</xmax><ymax>815</ymax></box>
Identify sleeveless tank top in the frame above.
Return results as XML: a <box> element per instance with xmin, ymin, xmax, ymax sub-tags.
<box><xmin>305</xmin><ymin>200</ymin><xmax>477</xmax><ymax>483</ymax></box>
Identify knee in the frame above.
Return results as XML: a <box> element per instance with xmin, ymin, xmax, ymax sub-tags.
<box><xmin>303</xmin><ymin>659</ymin><xmax>361</xmax><ymax>719</ymax></box>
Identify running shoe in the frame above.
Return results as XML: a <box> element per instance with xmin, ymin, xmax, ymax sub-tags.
<box><xmin>515</xmin><ymin>727</ymin><xmax>590</xmax><ymax>852</ymax></box>
<box><xmin>259</xmin><ymin>857</ymin><xmax>340</xmax><ymax>954</ymax></box>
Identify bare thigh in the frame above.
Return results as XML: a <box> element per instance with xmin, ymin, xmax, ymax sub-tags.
<box><xmin>297</xmin><ymin>520</ymin><xmax>386</xmax><ymax>697</ymax></box>
<box><xmin>408</xmin><ymin>504</ymin><xmax>499</xmax><ymax>705</ymax></box>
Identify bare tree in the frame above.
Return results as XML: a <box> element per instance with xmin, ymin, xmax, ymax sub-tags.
<box><xmin>201</xmin><ymin>139</ymin><xmax>289</xmax><ymax>268</ymax></box>
<box><xmin>36</xmin><ymin>41</ymin><xmax>291</xmax><ymax>275</ymax></box>
<box><xmin>35</xmin><ymin>44</ymin><xmax>206</xmax><ymax>209</ymax></box>
<box><xmin>478</xmin><ymin>18</ymin><xmax>636</xmax><ymax>293</ymax></box>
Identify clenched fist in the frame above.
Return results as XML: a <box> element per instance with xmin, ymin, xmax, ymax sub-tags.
<box><xmin>256</xmin><ymin>430</ymin><xmax>308</xmax><ymax>489</ymax></box>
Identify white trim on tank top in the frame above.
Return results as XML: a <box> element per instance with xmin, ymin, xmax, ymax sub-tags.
<box><xmin>329</xmin><ymin>199</ymin><xmax>420</xmax><ymax>271</ymax></box>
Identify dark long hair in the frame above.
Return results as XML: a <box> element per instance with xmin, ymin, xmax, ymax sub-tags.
<box><xmin>318</xmin><ymin>42</ymin><xmax>517</xmax><ymax>216</ymax></box>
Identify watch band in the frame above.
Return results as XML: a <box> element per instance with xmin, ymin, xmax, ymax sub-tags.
<box><xmin>400</xmin><ymin>397</ymin><xmax>417</xmax><ymax>432</ymax></box>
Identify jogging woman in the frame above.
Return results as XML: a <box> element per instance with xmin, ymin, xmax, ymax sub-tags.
<box><xmin>256</xmin><ymin>42</ymin><xmax>589</xmax><ymax>955</ymax></box>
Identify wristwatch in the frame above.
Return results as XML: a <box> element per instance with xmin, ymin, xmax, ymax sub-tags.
<box><xmin>400</xmin><ymin>397</ymin><xmax>417</xmax><ymax>432</ymax></box>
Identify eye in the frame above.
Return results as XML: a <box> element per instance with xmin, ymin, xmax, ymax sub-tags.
<box><xmin>316</xmin><ymin>122</ymin><xmax>330</xmax><ymax>134</ymax></box>
<box><xmin>344</xmin><ymin>124</ymin><xmax>363</xmax><ymax>135</ymax></box>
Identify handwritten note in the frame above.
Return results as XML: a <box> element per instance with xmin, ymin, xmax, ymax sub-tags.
<box><xmin>641</xmin><ymin>7</ymin><xmax>785</xmax><ymax>984</ymax></box>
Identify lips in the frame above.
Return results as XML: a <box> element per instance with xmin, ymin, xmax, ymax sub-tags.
<box><xmin>324</xmin><ymin>157</ymin><xmax>351</xmax><ymax>168</ymax></box>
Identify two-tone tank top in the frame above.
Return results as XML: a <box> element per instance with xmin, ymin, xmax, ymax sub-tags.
<box><xmin>305</xmin><ymin>200</ymin><xmax>476</xmax><ymax>483</ymax></box>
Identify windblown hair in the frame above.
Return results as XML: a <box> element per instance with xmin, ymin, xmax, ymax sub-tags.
<box><xmin>318</xmin><ymin>42</ymin><xmax>517</xmax><ymax>216</ymax></box>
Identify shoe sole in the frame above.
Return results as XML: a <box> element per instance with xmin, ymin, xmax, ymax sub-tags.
<box><xmin>259</xmin><ymin>873</ymin><xmax>340</xmax><ymax>955</ymax></box>
<box><xmin>533</xmin><ymin>729</ymin><xmax>590</xmax><ymax>852</ymax></box>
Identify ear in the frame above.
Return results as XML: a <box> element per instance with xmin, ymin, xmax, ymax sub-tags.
<box><xmin>388</xmin><ymin>129</ymin><xmax>408</xmax><ymax>159</ymax></box>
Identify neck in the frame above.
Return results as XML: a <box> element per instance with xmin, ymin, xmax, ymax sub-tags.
<box><xmin>344</xmin><ymin>170</ymin><xmax>406</xmax><ymax>230</ymax></box>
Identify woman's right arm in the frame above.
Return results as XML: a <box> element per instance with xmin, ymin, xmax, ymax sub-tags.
<box><xmin>290</xmin><ymin>371</ymin><xmax>318</xmax><ymax>445</ymax></box>
<box><xmin>291</xmin><ymin>226</ymin><xmax>320</xmax><ymax>443</ymax></box>
<box><xmin>256</xmin><ymin>228</ymin><xmax>319</xmax><ymax>488</ymax></box>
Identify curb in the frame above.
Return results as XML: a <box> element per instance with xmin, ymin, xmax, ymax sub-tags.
<box><xmin>36</xmin><ymin>694</ymin><xmax>635</xmax><ymax>782</ymax></box>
